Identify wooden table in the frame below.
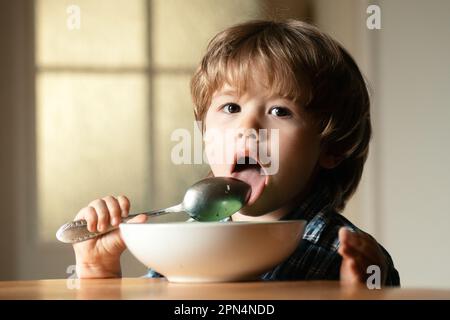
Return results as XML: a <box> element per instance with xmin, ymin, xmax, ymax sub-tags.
<box><xmin>1</xmin><ymin>278</ymin><xmax>450</xmax><ymax>300</ymax></box>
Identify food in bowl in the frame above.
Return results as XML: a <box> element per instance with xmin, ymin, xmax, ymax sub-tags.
<box><xmin>120</xmin><ymin>220</ymin><xmax>305</xmax><ymax>283</ymax></box>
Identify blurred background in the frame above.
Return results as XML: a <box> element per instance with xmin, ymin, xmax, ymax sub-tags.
<box><xmin>0</xmin><ymin>0</ymin><xmax>449</xmax><ymax>288</ymax></box>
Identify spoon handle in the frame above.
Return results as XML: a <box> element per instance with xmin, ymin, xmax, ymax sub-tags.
<box><xmin>56</xmin><ymin>204</ymin><xmax>184</xmax><ymax>244</ymax></box>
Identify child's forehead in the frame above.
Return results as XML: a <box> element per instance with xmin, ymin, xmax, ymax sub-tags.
<box><xmin>204</xmin><ymin>49</ymin><xmax>309</xmax><ymax>106</ymax></box>
<box><xmin>212</xmin><ymin>84</ymin><xmax>237</xmax><ymax>97</ymax></box>
<box><xmin>212</xmin><ymin>82</ymin><xmax>293</xmax><ymax>102</ymax></box>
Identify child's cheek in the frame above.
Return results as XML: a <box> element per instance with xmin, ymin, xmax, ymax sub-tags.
<box><xmin>276</xmin><ymin>129</ymin><xmax>320</xmax><ymax>178</ymax></box>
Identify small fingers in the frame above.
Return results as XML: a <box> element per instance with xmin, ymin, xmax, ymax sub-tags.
<box><xmin>340</xmin><ymin>242</ymin><xmax>368</xmax><ymax>283</ymax></box>
<box><xmin>117</xmin><ymin>195</ymin><xmax>130</xmax><ymax>218</ymax></box>
<box><xmin>339</xmin><ymin>227</ymin><xmax>360</xmax><ymax>245</ymax></box>
<box><xmin>339</xmin><ymin>239</ymin><xmax>362</xmax><ymax>259</ymax></box>
<box><xmin>126</xmin><ymin>214</ymin><xmax>147</xmax><ymax>224</ymax></box>
<box><xmin>339</xmin><ymin>227</ymin><xmax>382</xmax><ymax>263</ymax></box>
<box><xmin>345</xmin><ymin>256</ymin><xmax>366</xmax><ymax>283</ymax></box>
<box><xmin>103</xmin><ymin>196</ymin><xmax>122</xmax><ymax>227</ymax></box>
<box><xmin>89</xmin><ymin>199</ymin><xmax>110</xmax><ymax>232</ymax></box>
<box><xmin>339</xmin><ymin>229</ymin><xmax>383</xmax><ymax>275</ymax></box>
<box><xmin>338</xmin><ymin>227</ymin><xmax>353</xmax><ymax>244</ymax></box>
<box><xmin>75</xmin><ymin>196</ymin><xmax>129</xmax><ymax>234</ymax></box>
<box><xmin>339</xmin><ymin>228</ymin><xmax>369</xmax><ymax>254</ymax></box>
<box><xmin>339</xmin><ymin>228</ymin><xmax>359</xmax><ymax>254</ymax></box>
<box><xmin>76</xmin><ymin>206</ymin><xmax>98</xmax><ymax>233</ymax></box>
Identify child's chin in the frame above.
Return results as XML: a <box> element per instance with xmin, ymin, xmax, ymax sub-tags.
<box><xmin>238</xmin><ymin>194</ymin><xmax>275</xmax><ymax>217</ymax></box>
<box><xmin>236</xmin><ymin>206</ymin><xmax>267</xmax><ymax>217</ymax></box>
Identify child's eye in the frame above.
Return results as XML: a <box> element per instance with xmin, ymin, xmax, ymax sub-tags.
<box><xmin>222</xmin><ymin>103</ymin><xmax>241</xmax><ymax>114</ymax></box>
<box><xmin>269</xmin><ymin>106</ymin><xmax>292</xmax><ymax>117</ymax></box>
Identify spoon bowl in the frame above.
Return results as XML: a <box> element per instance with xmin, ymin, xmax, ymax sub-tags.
<box><xmin>183</xmin><ymin>177</ymin><xmax>251</xmax><ymax>221</ymax></box>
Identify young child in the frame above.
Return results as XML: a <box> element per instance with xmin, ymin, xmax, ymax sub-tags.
<box><xmin>72</xmin><ymin>20</ymin><xmax>400</xmax><ymax>286</ymax></box>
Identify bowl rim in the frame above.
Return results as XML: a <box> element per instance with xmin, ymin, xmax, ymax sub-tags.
<box><xmin>119</xmin><ymin>219</ymin><xmax>306</xmax><ymax>229</ymax></box>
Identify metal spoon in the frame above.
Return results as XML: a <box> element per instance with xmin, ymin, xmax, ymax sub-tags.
<box><xmin>56</xmin><ymin>177</ymin><xmax>251</xmax><ymax>244</ymax></box>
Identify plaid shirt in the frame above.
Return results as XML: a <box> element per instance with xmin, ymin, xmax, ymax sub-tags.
<box><xmin>145</xmin><ymin>187</ymin><xmax>400</xmax><ymax>286</ymax></box>
<box><xmin>260</xmin><ymin>189</ymin><xmax>400</xmax><ymax>286</ymax></box>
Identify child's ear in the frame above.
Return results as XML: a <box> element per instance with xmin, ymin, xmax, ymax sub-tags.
<box><xmin>319</xmin><ymin>152</ymin><xmax>343</xmax><ymax>169</ymax></box>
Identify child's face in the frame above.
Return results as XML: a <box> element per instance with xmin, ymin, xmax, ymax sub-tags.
<box><xmin>204</xmin><ymin>79</ymin><xmax>324</xmax><ymax>217</ymax></box>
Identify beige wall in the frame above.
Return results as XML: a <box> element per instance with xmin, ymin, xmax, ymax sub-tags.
<box><xmin>0</xmin><ymin>0</ymin><xmax>150</xmax><ymax>280</ymax></box>
<box><xmin>376</xmin><ymin>0</ymin><xmax>450</xmax><ymax>288</ymax></box>
<box><xmin>315</xmin><ymin>0</ymin><xmax>450</xmax><ymax>288</ymax></box>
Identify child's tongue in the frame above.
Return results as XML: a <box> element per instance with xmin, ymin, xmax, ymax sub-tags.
<box><xmin>231</xmin><ymin>165</ymin><xmax>266</xmax><ymax>206</ymax></box>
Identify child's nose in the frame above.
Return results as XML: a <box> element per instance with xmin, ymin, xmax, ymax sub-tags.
<box><xmin>237</xmin><ymin>130</ymin><xmax>258</xmax><ymax>141</ymax></box>
<box><xmin>236</xmin><ymin>117</ymin><xmax>260</xmax><ymax>143</ymax></box>
<box><xmin>237</xmin><ymin>112</ymin><xmax>262</xmax><ymax>134</ymax></box>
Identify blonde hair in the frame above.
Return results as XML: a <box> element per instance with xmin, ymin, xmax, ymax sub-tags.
<box><xmin>191</xmin><ymin>20</ymin><xmax>371</xmax><ymax>211</ymax></box>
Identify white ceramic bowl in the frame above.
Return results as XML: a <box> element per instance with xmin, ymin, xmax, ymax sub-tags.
<box><xmin>120</xmin><ymin>220</ymin><xmax>305</xmax><ymax>283</ymax></box>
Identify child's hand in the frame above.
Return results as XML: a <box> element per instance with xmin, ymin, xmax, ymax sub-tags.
<box><xmin>338</xmin><ymin>227</ymin><xmax>388</xmax><ymax>286</ymax></box>
<box><xmin>72</xmin><ymin>195</ymin><xmax>147</xmax><ymax>278</ymax></box>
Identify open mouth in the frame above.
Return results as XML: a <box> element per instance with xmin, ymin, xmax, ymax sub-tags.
<box><xmin>233</xmin><ymin>156</ymin><xmax>263</xmax><ymax>173</ymax></box>
<box><xmin>230</xmin><ymin>156</ymin><xmax>267</xmax><ymax>206</ymax></box>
